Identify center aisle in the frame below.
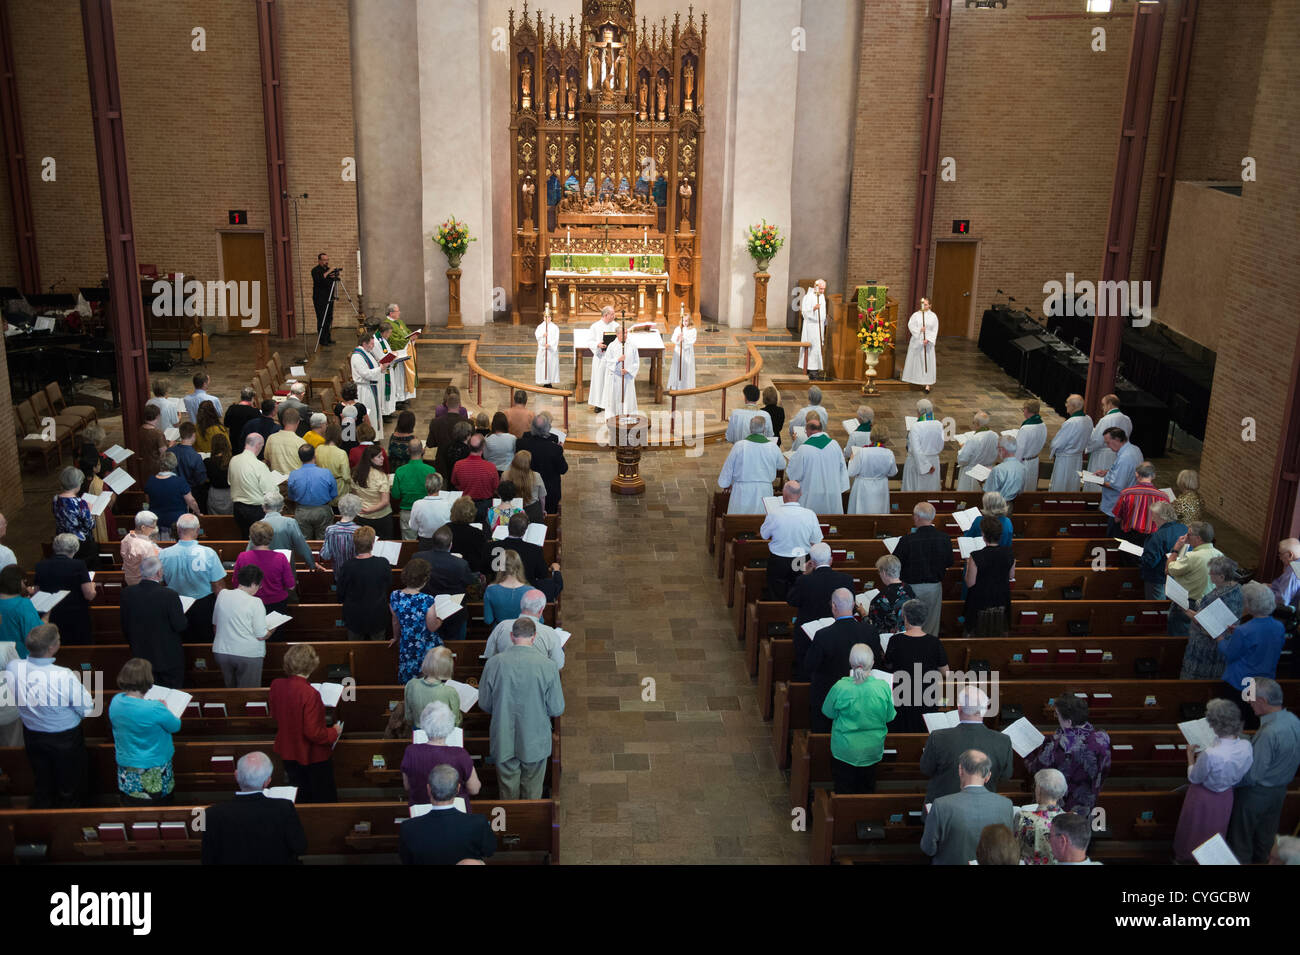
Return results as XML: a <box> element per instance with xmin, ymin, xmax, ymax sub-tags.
<box><xmin>555</xmin><ymin>432</ymin><xmax>809</xmax><ymax>863</ymax></box>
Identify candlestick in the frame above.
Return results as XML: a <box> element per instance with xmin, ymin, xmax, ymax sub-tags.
<box><xmin>357</xmin><ymin>249</ymin><xmax>362</xmax><ymax>295</ymax></box>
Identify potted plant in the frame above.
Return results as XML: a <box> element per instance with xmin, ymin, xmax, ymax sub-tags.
<box><xmin>856</xmin><ymin>302</ymin><xmax>893</xmax><ymax>394</ymax></box>
<box><xmin>433</xmin><ymin>217</ymin><xmax>476</xmax><ymax>269</ymax></box>
<box><xmin>745</xmin><ymin>220</ymin><xmax>784</xmax><ymax>272</ymax></box>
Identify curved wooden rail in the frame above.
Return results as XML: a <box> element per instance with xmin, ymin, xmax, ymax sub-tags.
<box><xmin>663</xmin><ymin>341</ymin><xmax>763</xmax><ymax>435</ymax></box>
<box><xmin>462</xmin><ymin>340</ymin><xmax>575</xmax><ymax>430</ymax></box>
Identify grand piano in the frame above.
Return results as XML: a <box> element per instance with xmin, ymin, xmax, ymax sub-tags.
<box><xmin>5</xmin><ymin>327</ymin><xmax>118</xmax><ymax>408</ymax></box>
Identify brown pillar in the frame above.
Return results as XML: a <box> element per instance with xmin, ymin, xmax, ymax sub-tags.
<box><xmin>81</xmin><ymin>0</ymin><xmax>147</xmax><ymax>452</ymax></box>
<box><xmin>1084</xmin><ymin>1</ymin><xmax>1165</xmax><ymax>419</ymax></box>
<box><xmin>0</xmin><ymin>0</ymin><xmax>38</xmax><ymax>294</ymax></box>
<box><xmin>904</xmin><ymin>0</ymin><xmax>951</xmax><ymax>316</ymax></box>
<box><xmin>257</xmin><ymin>0</ymin><xmax>296</xmax><ymax>340</ymax></box>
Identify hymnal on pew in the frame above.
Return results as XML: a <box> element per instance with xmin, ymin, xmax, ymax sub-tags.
<box><xmin>801</xmin><ymin>617</ymin><xmax>835</xmax><ymax>640</ymax></box>
<box><xmin>1001</xmin><ymin>717</ymin><xmax>1046</xmax><ymax>758</ymax></box>
<box><xmin>103</xmin><ymin>468</ymin><xmax>135</xmax><ymax>494</ymax></box>
<box><xmin>1193</xmin><ymin>598</ymin><xmax>1238</xmax><ymax>639</ymax></box>
<box><xmin>923</xmin><ymin>710</ymin><xmax>960</xmax><ymax>733</ymax></box>
<box><xmin>31</xmin><ymin>590</ymin><xmax>69</xmax><ymax>614</ymax></box>
<box><xmin>952</xmin><ymin>506</ymin><xmax>981</xmax><ymax>531</ymax></box>
<box><xmin>446</xmin><ymin>679</ymin><xmax>478</xmax><ymax>713</ymax></box>
<box><xmin>144</xmin><ymin>685</ymin><xmax>192</xmax><ymax>719</ymax></box>
<box><xmin>962</xmin><ymin>465</ymin><xmax>991</xmax><ymax>483</ymax></box>
<box><xmin>371</xmin><ymin>540</ymin><xmax>402</xmax><ymax>564</ymax></box>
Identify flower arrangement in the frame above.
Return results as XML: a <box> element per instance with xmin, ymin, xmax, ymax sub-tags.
<box><xmin>857</xmin><ymin>303</ymin><xmax>892</xmax><ymax>353</ymax></box>
<box><xmin>433</xmin><ymin>218</ymin><xmax>476</xmax><ymax>264</ymax></box>
<box><xmin>745</xmin><ymin>220</ymin><xmax>784</xmax><ymax>267</ymax></box>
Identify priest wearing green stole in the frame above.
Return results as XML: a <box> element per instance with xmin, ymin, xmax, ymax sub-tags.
<box><xmin>785</xmin><ymin>415</ymin><xmax>849</xmax><ymax>515</ymax></box>
<box><xmin>1014</xmin><ymin>399</ymin><xmax>1048</xmax><ymax>493</ymax></box>
<box><xmin>385</xmin><ymin>304</ymin><xmax>419</xmax><ymax>405</ymax></box>
<box><xmin>717</xmin><ymin>417</ymin><xmax>785</xmax><ymax>514</ymax></box>
<box><xmin>843</xmin><ymin>405</ymin><xmax>875</xmax><ymax>459</ymax></box>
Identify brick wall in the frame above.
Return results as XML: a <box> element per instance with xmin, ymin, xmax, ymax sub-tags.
<box><xmin>1197</xmin><ymin>0</ymin><xmax>1299</xmax><ymax>547</ymax></box>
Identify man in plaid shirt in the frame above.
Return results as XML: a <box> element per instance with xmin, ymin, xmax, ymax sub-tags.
<box><xmin>1114</xmin><ymin>461</ymin><xmax>1168</xmax><ymax>551</ymax></box>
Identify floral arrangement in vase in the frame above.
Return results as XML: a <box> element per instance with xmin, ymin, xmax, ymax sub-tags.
<box><xmin>433</xmin><ymin>218</ymin><xmax>476</xmax><ymax>268</ymax></box>
<box><xmin>857</xmin><ymin>303</ymin><xmax>893</xmax><ymax>353</ymax></box>
<box><xmin>745</xmin><ymin>220</ymin><xmax>784</xmax><ymax>271</ymax></box>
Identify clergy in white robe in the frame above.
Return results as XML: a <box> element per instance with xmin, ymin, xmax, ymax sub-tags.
<box><xmin>668</xmin><ymin>313</ymin><xmax>697</xmax><ymax>390</ymax></box>
<box><xmin>1048</xmin><ymin>394</ymin><xmax>1094</xmax><ymax>491</ymax></box>
<box><xmin>725</xmin><ymin>384</ymin><xmax>774</xmax><ymax>442</ymax></box>
<box><xmin>784</xmin><ymin>419</ymin><xmax>849</xmax><ymax>515</ymax></box>
<box><xmin>799</xmin><ymin>280</ymin><xmax>828</xmax><ymax>375</ymax></box>
<box><xmin>350</xmin><ymin>333</ymin><xmax>386</xmax><ymax>440</ymax></box>
<box><xmin>1085</xmin><ymin>395</ymin><xmax>1134</xmax><ymax>473</ymax></box>
<box><xmin>603</xmin><ymin>331</ymin><xmax>640</xmax><ymax>417</ymax></box>
<box><xmin>955</xmin><ymin>411</ymin><xmax>1000</xmax><ymax>493</ymax></box>
<box><xmin>843</xmin><ymin>406</ymin><xmax>875</xmax><ymax>459</ymax></box>
<box><xmin>535</xmin><ymin>312</ymin><xmax>560</xmax><ymax>385</ymax></box>
<box><xmin>901</xmin><ymin>400</ymin><xmax>945</xmax><ymax>492</ymax></box>
<box><xmin>1014</xmin><ymin>399</ymin><xmax>1048</xmax><ymax>493</ymax></box>
<box><xmin>587</xmin><ymin>307</ymin><xmax>619</xmax><ymax>410</ymax></box>
<box><xmin>718</xmin><ymin>418</ymin><xmax>785</xmax><ymax>514</ymax></box>
<box><xmin>790</xmin><ymin>387</ymin><xmax>829</xmax><ymax>436</ymax></box>
<box><xmin>374</xmin><ymin>326</ymin><xmax>400</xmax><ymax>416</ymax></box>
<box><xmin>900</xmin><ymin>298</ymin><xmax>939</xmax><ymax>388</ymax></box>
<box><xmin>846</xmin><ymin>429</ymin><xmax>897</xmax><ymax>515</ymax></box>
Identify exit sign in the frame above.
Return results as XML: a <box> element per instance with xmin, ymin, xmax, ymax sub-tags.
<box><xmin>228</xmin><ymin>210</ymin><xmax>248</xmax><ymax>225</ymax></box>
<box><xmin>952</xmin><ymin>219</ymin><xmax>970</xmax><ymax>234</ymax></box>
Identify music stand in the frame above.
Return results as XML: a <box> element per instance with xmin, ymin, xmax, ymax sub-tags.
<box><xmin>1010</xmin><ymin>334</ymin><xmax>1046</xmax><ymax>398</ymax></box>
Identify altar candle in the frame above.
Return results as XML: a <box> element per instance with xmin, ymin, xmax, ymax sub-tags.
<box><xmin>357</xmin><ymin>249</ymin><xmax>362</xmax><ymax>295</ymax></box>
<box><xmin>567</xmin><ymin>228</ymin><xmax>571</xmax><ymax>243</ymax></box>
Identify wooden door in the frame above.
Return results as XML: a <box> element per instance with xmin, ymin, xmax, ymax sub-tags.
<box><xmin>931</xmin><ymin>240</ymin><xmax>977</xmax><ymax>338</ymax></box>
<box><xmin>219</xmin><ymin>232</ymin><xmax>271</xmax><ymax>332</ymax></box>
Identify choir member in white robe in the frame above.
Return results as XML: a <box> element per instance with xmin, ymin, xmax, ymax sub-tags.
<box><xmin>846</xmin><ymin>427</ymin><xmax>898</xmax><ymax>515</ymax></box>
<box><xmin>799</xmin><ymin>279</ymin><xmax>829</xmax><ymax>378</ymax></box>
<box><xmin>1014</xmin><ymin>399</ymin><xmax>1048</xmax><ymax>493</ymax></box>
<box><xmin>535</xmin><ymin>308</ymin><xmax>560</xmax><ymax>386</ymax></box>
<box><xmin>725</xmin><ymin>384</ymin><xmax>774</xmax><ymax>442</ymax></box>
<box><xmin>784</xmin><ymin>417</ymin><xmax>849</xmax><ymax>515</ymax></box>
<box><xmin>603</xmin><ymin>329</ymin><xmax>640</xmax><ymax>417</ymax></box>
<box><xmin>1085</xmin><ymin>393</ymin><xmax>1134</xmax><ymax>473</ymax></box>
<box><xmin>843</xmin><ymin>406</ymin><xmax>875</xmax><ymax>459</ymax></box>
<box><xmin>717</xmin><ymin>417</ymin><xmax>785</xmax><ymax>513</ymax></box>
<box><xmin>1047</xmin><ymin>393</ymin><xmax>1094</xmax><ymax>491</ymax></box>
<box><xmin>587</xmin><ymin>306</ymin><xmax>619</xmax><ymax>410</ymax></box>
<box><xmin>350</xmin><ymin>332</ymin><xmax>386</xmax><ymax>440</ymax></box>
<box><xmin>667</xmin><ymin>310</ymin><xmax>696</xmax><ymax>390</ymax></box>
<box><xmin>900</xmin><ymin>298</ymin><xmax>939</xmax><ymax>390</ymax></box>
<box><xmin>955</xmin><ymin>410</ymin><xmax>1000</xmax><ymax>493</ymax></box>
<box><xmin>901</xmin><ymin>399</ymin><xmax>945</xmax><ymax>492</ymax></box>
<box><xmin>374</xmin><ymin>325</ymin><xmax>400</xmax><ymax>416</ymax></box>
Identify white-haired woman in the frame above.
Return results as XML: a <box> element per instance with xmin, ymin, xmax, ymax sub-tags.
<box><xmin>1014</xmin><ymin>768</ymin><xmax>1067</xmax><ymax>864</ymax></box>
<box><xmin>1173</xmin><ymin>698</ymin><xmax>1253</xmax><ymax>862</ymax></box>
<box><xmin>33</xmin><ymin>533</ymin><xmax>96</xmax><ymax>645</ymax></box>
<box><xmin>963</xmin><ymin>491</ymin><xmax>1013</xmax><ymax>547</ymax></box>
<box><xmin>1181</xmin><ymin>555</ymin><xmax>1241</xmax><ymax>680</ymax></box>
<box><xmin>53</xmin><ymin>466</ymin><xmax>98</xmax><ymax>567</ymax></box>
<box><xmin>846</xmin><ymin>424</ymin><xmax>897</xmax><ymax>515</ymax></box>
<box><xmin>820</xmin><ymin>643</ymin><xmax>896</xmax><ymax>794</ymax></box>
<box><xmin>400</xmin><ymin>701</ymin><xmax>480</xmax><ymax>807</ymax></box>
<box><xmin>865</xmin><ymin>554</ymin><xmax>915</xmax><ymax>634</ymax></box>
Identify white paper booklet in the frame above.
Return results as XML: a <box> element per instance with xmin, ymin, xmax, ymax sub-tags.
<box><xmin>446</xmin><ymin>679</ymin><xmax>479</xmax><ymax>713</ymax></box>
<box><xmin>144</xmin><ymin>685</ymin><xmax>193</xmax><ymax>720</ymax></box>
<box><xmin>801</xmin><ymin>617</ymin><xmax>835</xmax><ymax>640</ymax></box>
<box><xmin>31</xmin><ymin>590</ymin><xmax>69</xmax><ymax>614</ymax></box>
<box><xmin>952</xmin><ymin>507</ymin><xmax>981</xmax><ymax>532</ymax></box>
<box><xmin>963</xmin><ymin>465</ymin><xmax>991</xmax><ymax>483</ymax></box>
<box><xmin>923</xmin><ymin>710</ymin><xmax>960</xmax><ymax>733</ymax></box>
<box><xmin>311</xmin><ymin>682</ymin><xmax>345</xmax><ymax>707</ymax></box>
<box><xmin>1001</xmin><ymin>717</ymin><xmax>1046</xmax><ymax>758</ymax></box>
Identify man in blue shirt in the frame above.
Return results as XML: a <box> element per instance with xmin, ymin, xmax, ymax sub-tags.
<box><xmin>1095</xmin><ymin>427</ymin><xmax>1143</xmax><ymax>534</ymax></box>
<box><xmin>159</xmin><ymin>514</ymin><xmax>228</xmax><ymax>642</ymax></box>
<box><xmin>1139</xmin><ymin>501</ymin><xmax>1186</xmax><ymax>600</ymax></box>
<box><xmin>172</xmin><ymin>422</ymin><xmax>210</xmax><ymax>513</ymax></box>
<box><xmin>5</xmin><ymin>623</ymin><xmax>94</xmax><ymax>806</ymax></box>
<box><xmin>983</xmin><ymin>436</ymin><xmax>1025</xmax><ymax>506</ymax></box>
<box><xmin>184</xmin><ymin>372</ymin><xmax>224</xmax><ymax>422</ymax></box>
<box><xmin>287</xmin><ymin>445</ymin><xmax>338</xmax><ymax>541</ymax></box>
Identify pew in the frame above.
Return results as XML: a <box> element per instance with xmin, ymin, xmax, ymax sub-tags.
<box><xmin>807</xmin><ymin>788</ymin><xmax>1300</xmax><ymax>864</ymax></box>
<box><xmin>770</xmin><ymin>679</ymin><xmax>1300</xmax><ymax>769</ymax></box>
<box><xmin>54</xmin><ymin>640</ymin><xmax>492</xmax><ymax>689</ymax></box>
<box><xmin>756</xmin><ymin>634</ymin><xmax>1191</xmax><ymax>719</ymax></box>
<box><xmin>0</xmin><ymin>734</ymin><xmax>560</xmax><ymax>803</ymax></box>
<box><xmin>743</xmin><ymin>597</ymin><xmax>1172</xmax><ymax>677</ymax></box>
<box><xmin>706</xmin><ymin>489</ymin><xmax>1103</xmax><ymax>556</ymax></box>
<box><xmin>789</xmin><ymin>729</ymin><xmax>1297</xmax><ymax>812</ymax></box>
<box><xmin>0</xmin><ymin>799</ymin><xmax>559</xmax><ymax>864</ymax></box>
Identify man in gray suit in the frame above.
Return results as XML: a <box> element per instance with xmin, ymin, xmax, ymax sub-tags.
<box><xmin>920</xmin><ymin>749</ymin><xmax>1016</xmax><ymax>865</ymax></box>
<box><xmin>919</xmin><ymin>685</ymin><xmax>1014</xmax><ymax>802</ymax></box>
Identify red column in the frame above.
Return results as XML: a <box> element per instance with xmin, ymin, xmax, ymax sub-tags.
<box><xmin>1084</xmin><ymin>1</ymin><xmax>1165</xmax><ymax>419</ymax></box>
<box><xmin>81</xmin><ymin>0</ymin><xmax>148</xmax><ymax>452</ymax></box>
<box><xmin>0</xmin><ymin>0</ymin><xmax>38</xmax><ymax>294</ymax></box>
<box><xmin>257</xmin><ymin>0</ymin><xmax>295</xmax><ymax>340</ymax></box>
<box><xmin>904</xmin><ymin>0</ymin><xmax>951</xmax><ymax>316</ymax></box>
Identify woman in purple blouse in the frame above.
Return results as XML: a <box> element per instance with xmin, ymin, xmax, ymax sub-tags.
<box><xmin>400</xmin><ymin>700</ymin><xmax>479</xmax><ymax>807</ymax></box>
<box><xmin>233</xmin><ymin>521</ymin><xmax>296</xmax><ymax>618</ymax></box>
<box><xmin>1173</xmin><ymin>698</ymin><xmax>1253</xmax><ymax>862</ymax></box>
<box><xmin>1023</xmin><ymin>694</ymin><xmax>1112</xmax><ymax>814</ymax></box>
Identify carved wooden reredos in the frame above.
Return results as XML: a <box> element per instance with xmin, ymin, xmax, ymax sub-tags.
<box><xmin>508</xmin><ymin>0</ymin><xmax>706</xmax><ymax>323</ymax></box>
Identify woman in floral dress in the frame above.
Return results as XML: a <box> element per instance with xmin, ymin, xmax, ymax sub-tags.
<box><xmin>389</xmin><ymin>558</ymin><xmax>443</xmax><ymax>684</ymax></box>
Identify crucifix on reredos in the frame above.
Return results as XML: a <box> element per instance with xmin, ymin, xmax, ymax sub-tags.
<box><xmin>586</xmin><ymin>21</ymin><xmax>628</xmax><ymax>96</ymax></box>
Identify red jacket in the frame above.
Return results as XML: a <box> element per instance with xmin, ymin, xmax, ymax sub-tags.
<box><xmin>452</xmin><ymin>454</ymin><xmax>500</xmax><ymax>500</ymax></box>
<box><xmin>269</xmin><ymin>675</ymin><xmax>339</xmax><ymax>765</ymax></box>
